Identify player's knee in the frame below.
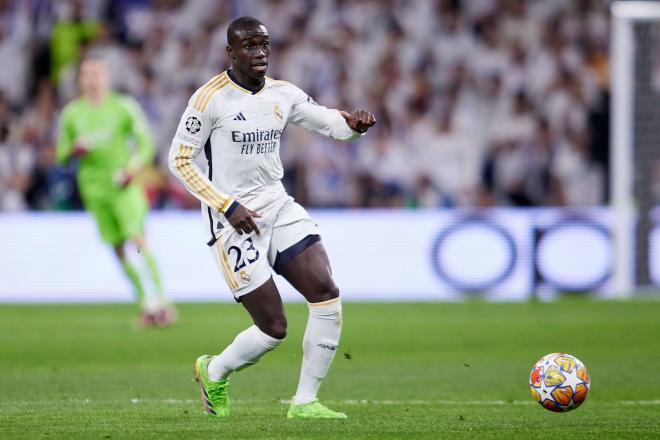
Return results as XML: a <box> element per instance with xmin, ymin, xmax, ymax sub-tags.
<box><xmin>317</xmin><ymin>279</ymin><xmax>340</xmax><ymax>301</ymax></box>
<box><xmin>262</xmin><ymin>315</ymin><xmax>287</xmax><ymax>340</ymax></box>
<box><xmin>304</xmin><ymin>276</ymin><xmax>339</xmax><ymax>303</ymax></box>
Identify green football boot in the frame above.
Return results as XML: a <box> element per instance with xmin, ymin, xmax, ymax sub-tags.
<box><xmin>287</xmin><ymin>399</ymin><xmax>347</xmax><ymax>419</ymax></box>
<box><xmin>194</xmin><ymin>355</ymin><xmax>230</xmax><ymax>417</ymax></box>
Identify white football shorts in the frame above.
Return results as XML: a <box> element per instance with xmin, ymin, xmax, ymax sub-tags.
<box><xmin>209</xmin><ymin>197</ymin><xmax>320</xmax><ymax>300</ymax></box>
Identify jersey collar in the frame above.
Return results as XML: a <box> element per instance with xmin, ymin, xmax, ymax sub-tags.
<box><xmin>226</xmin><ymin>69</ymin><xmax>267</xmax><ymax>95</ymax></box>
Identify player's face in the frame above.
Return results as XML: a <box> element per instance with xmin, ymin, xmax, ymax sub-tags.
<box><xmin>229</xmin><ymin>26</ymin><xmax>270</xmax><ymax>79</ymax></box>
<box><xmin>79</xmin><ymin>60</ymin><xmax>109</xmax><ymax>96</ymax></box>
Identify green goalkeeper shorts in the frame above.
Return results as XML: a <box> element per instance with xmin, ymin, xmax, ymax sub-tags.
<box><xmin>87</xmin><ymin>184</ymin><xmax>148</xmax><ymax>246</ymax></box>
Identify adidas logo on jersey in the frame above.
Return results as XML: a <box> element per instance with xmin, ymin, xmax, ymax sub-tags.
<box><xmin>233</xmin><ymin>112</ymin><xmax>247</xmax><ymax>121</ymax></box>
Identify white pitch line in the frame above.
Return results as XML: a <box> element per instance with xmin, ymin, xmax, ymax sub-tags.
<box><xmin>280</xmin><ymin>399</ymin><xmax>535</xmax><ymax>406</ymax></box>
<box><xmin>621</xmin><ymin>400</ymin><xmax>660</xmax><ymax>405</ymax></box>
<box><xmin>131</xmin><ymin>398</ymin><xmax>196</xmax><ymax>404</ymax></box>
<box><xmin>6</xmin><ymin>399</ymin><xmax>660</xmax><ymax>406</ymax></box>
<box><xmin>126</xmin><ymin>398</ymin><xmax>660</xmax><ymax>406</ymax></box>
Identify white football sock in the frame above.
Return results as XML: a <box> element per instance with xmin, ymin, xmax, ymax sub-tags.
<box><xmin>208</xmin><ymin>325</ymin><xmax>283</xmax><ymax>381</ymax></box>
<box><xmin>293</xmin><ymin>298</ymin><xmax>342</xmax><ymax>405</ymax></box>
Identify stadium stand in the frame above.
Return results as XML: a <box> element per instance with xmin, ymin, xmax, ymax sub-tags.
<box><xmin>0</xmin><ymin>0</ymin><xmax>611</xmax><ymax>210</ymax></box>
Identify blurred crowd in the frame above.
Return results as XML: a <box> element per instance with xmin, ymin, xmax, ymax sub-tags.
<box><xmin>0</xmin><ymin>0</ymin><xmax>611</xmax><ymax>211</ymax></box>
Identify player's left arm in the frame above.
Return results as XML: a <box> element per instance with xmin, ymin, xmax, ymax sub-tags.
<box><xmin>120</xmin><ymin>96</ymin><xmax>156</xmax><ymax>185</ymax></box>
<box><xmin>55</xmin><ymin>107</ymin><xmax>76</xmax><ymax>164</ymax></box>
<box><xmin>288</xmin><ymin>87</ymin><xmax>375</xmax><ymax>140</ymax></box>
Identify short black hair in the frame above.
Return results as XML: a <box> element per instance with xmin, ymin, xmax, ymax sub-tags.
<box><xmin>227</xmin><ymin>16</ymin><xmax>265</xmax><ymax>45</ymax></box>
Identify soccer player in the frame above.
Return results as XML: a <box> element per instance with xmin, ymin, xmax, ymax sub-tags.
<box><xmin>57</xmin><ymin>55</ymin><xmax>176</xmax><ymax>327</ymax></box>
<box><xmin>169</xmin><ymin>17</ymin><xmax>375</xmax><ymax>419</ymax></box>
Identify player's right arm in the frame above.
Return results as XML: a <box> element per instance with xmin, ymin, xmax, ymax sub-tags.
<box><xmin>168</xmin><ymin>87</ymin><xmax>260</xmax><ymax>235</ymax></box>
<box><xmin>56</xmin><ymin>105</ymin><xmax>90</xmax><ymax>164</ymax></box>
<box><xmin>168</xmin><ymin>92</ymin><xmax>234</xmax><ymax>214</ymax></box>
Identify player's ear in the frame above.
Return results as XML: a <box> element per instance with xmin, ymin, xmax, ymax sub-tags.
<box><xmin>226</xmin><ymin>45</ymin><xmax>233</xmax><ymax>59</ymax></box>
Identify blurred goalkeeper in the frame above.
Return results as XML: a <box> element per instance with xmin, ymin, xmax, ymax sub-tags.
<box><xmin>56</xmin><ymin>55</ymin><xmax>176</xmax><ymax>327</ymax></box>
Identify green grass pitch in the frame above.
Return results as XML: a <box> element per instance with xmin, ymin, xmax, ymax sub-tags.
<box><xmin>1</xmin><ymin>299</ymin><xmax>659</xmax><ymax>439</ymax></box>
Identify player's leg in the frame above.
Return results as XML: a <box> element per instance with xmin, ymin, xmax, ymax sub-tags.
<box><xmin>113</xmin><ymin>241</ymin><xmax>145</xmax><ymax>306</ymax></box>
<box><xmin>197</xmin><ymin>227</ymin><xmax>284</xmax><ymax>417</ymax></box>
<box><xmin>207</xmin><ymin>277</ymin><xmax>286</xmax><ymax>380</ymax></box>
<box><xmin>278</xmin><ymin>242</ymin><xmax>345</xmax><ymax>418</ymax></box>
<box><xmin>268</xmin><ymin>201</ymin><xmax>345</xmax><ymax>418</ymax></box>
<box><xmin>90</xmin><ymin>202</ymin><xmax>149</xmax><ymax>314</ymax></box>
<box><xmin>132</xmin><ymin>233</ymin><xmax>164</xmax><ymax>299</ymax></box>
<box><xmin>131</xmin><ymin>232</ymin><xmax>176</xmax><ymax>326</ymax></box>
<box><xmin>112</xmin><ymin>240</ymin><xmax>156</xmax><ymax>326</ymax></box>
<box><xmin>116</xmin><ymin>185</ymin><xmax>171</xmax><ymax>310</ymax></box>
<box><xmin>196</xmin><ymin>278</ymin><xmax>285</xmax><ymax>417</ymax></box>
<box><xmin>109</xmin><ymin>190</ymin><xmax>160</xmax><ymax>320</ymax></box>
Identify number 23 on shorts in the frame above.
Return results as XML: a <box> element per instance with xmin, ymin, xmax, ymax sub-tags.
<box><xmin>215</xmin><ymin>236</ymin><xmax>261</xmax><ymax>290</ymax></box>
<box><xmin>228</xmin><ymin>237</ymin><xmax>260</xmax><ymax>273</ymax></box>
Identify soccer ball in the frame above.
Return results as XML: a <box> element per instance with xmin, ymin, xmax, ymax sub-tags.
<box><xmin>529</xmin><ymin>353</ymin><xmax>590</xmax><ymax>412</ymax></box>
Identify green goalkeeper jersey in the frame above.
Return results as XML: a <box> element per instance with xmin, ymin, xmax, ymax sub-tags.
<box><xmin>56</xmin><ymin>92</ymin><xmax>155</xmax><ymax>203</ymax></box>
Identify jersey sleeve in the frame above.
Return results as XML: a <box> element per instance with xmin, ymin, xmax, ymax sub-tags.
<box><xmin>287</xmin><ymin>85</ymin><xmax>363</xmax><ymax>142</ymax></box>
<box><xmin>120</xmin><ymin>96</ymin><xmax>155</xmax><ymax>170</ymax></box>
<box><xmin>55</xmin><ymin>106</ymin><xmax>75</xmax><ymax>165</ymax></box>
<box><xmin>168</xmin><ymin>93</ymin><xmax>235</xmax><ymax>214</ymax></box>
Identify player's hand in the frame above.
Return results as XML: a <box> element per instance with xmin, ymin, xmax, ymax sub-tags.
<box><xmin>71</xmin><ymin>140</ymin><xmax>90</xmax><ymax>158</ymax></box>
<box><xmin>227</xmin><ymin>203</ymin><xmax>262</xmax><ymax>236</ymax></box>
<box><xmin>341</xmin><ymin>110</ymin><xmax>376</xmax><ymax>133</ymax></box>
<box><xmin>113</xmin><ymin>170</ymin><xmax>134</xmax><ymax>188</ymax></box>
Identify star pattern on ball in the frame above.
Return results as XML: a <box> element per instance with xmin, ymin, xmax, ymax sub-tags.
<box><xmin>560</xmin><ymin>364</ymin><xmax>585</xmax><ymax>394</ymax></box>
<box><xmin>537</xmin><ymin>378</ymin><xmax>557</xmax><ymax>402</ymax></box>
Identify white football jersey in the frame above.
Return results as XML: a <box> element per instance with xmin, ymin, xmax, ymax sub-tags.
<box><xmin>169</xmin><ymin>70</ymin><xmax>361</xmax><ymax>243</ymax></box>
